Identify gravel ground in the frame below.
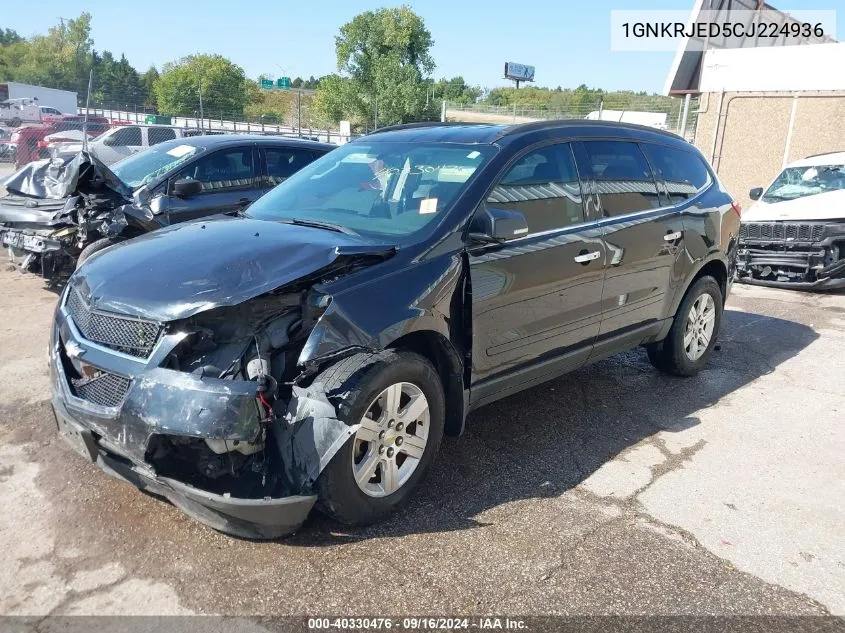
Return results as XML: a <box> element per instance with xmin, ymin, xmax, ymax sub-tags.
<box><xmin>0</xmin><ymin>265</ymin><xmax>843</xmax><ymax>618</ymax></box>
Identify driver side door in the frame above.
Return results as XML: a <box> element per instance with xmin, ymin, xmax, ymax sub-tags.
<box><xmin>467</xmin><ymin>142</ymin><xmax>607</xmax><ymax>408</ymax></box>
<box><xmin>165</xmin><ymin>145</ymin><xmax>259</xmax><ymax>223</ymax></box>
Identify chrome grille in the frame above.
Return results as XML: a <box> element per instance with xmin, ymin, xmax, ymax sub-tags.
<box><xmin>72</xmin><ymin>371</ymin><xmax>131</xmax><ymax>408</ymax></box>
<box><xmin>66</xmin><ymin>287</ymin><xmax>162</xmax><ymax>358</ymax></box>
<box><xmin>740</xmin><ymin>222</ymin><xmax>824</xmax><ymax>243</ymax></box>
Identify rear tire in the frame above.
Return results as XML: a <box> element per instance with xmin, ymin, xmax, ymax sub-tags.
<box><xmin>76</xmin><ymin>237</ymin><xmax>123</xmax><ymax>269</ymax></box>
<box><xmin>646</xmin><ymin>275</ymin><xmax>723</xmax><ymax>377</ymax></box>
<box><xmin>315</xmin><ymin>349</ymin><xmax>445</xmax><ymax>526</ymax></box>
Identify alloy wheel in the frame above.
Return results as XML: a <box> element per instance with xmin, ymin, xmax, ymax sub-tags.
<box><xmin>351</xmin><ymin>382</ymin><xmax>430</xmax><ymax>498</ymax></box>
<box><xmin>684</xmin><ymin>293</ymin><xmax>716</xmax><ymax>361</ymax></box>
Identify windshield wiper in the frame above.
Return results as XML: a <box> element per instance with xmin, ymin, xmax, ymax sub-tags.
<box><xmin>279</xmin><ymin>217</ymin><xmax>358</xmax><ymax>235</ymax></box>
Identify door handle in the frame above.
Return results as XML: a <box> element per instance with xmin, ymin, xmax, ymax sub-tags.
<box><xmin>663</xmin><ymin>231</ymin><xmax>682</xmax><ymax>242</ymax></box>
<box><xmin>574</xmin><ymin>250</ymin><xmax>601</xmax><ymax>264</ymax></box>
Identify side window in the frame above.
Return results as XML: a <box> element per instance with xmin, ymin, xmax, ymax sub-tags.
<box><xmin>148</xmin><ymin>127</ymin><xmax>177</xmax><ymax>146</ymax></box>
<box><xmin>110</xmin><ymin>127</ymin><xmax>142</xmax><ymax>147</ymax></box>
<box><xmin>487</xmin><ymin>143</ymin><xmax>585</xmax><ymax>234</ymax></box>
<box><xmin>264</xmin><ymin>147</ymin><xmax>317</xmax><ymax>186</ymax></box>
<box><xmin>174</xmin><ymin>148</ymin><xmax>255</xmax><ymax>192</ymax></box>
<box><xmin>582</xmin><ymin>141</ymin><xmax>660</xmax><ymax>216</ymax></box>
<box><xmin>641</xmin><ymin>143</ymin><xmax>711</xmax><ymax>204</ymax></box>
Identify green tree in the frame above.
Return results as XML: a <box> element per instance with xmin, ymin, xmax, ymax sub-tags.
<box><xmin>314</xmin><ymin>6</ymin><xmax>436</xmax><ymax>129</ymax></box>
<box><xmin>155</xmin><ymin>54</ymin><xmax>249</xmax><ymax>117</ymax></box>
<box><xmin>140</xmin><ymin>66</ymin><xmax>159</xmax><ymax>109</ymax></box>
<box><xmin>0</xmin><ymin>28</ymin><xmax>22</xmax><ymax>46</ymax></box>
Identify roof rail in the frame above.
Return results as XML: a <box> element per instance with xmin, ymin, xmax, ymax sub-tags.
<box><xmin>493</xmin><ymin>118</ymin><xmax>683</xmax><ymax>141</ymax></box>
<box><xmin>366</xmin><ymin>121</ymin><xmax>491</xmax><ymax>136</ymax></box>
<box><xmin>804</xmin><ymin>150</ymin><xmax>845</xmax><ymax>159</ymax></box>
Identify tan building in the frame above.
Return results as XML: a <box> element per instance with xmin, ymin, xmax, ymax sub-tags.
<box><xmin>665</xmin><ymin>0</ymin><xmax>843</xmax><ymax>208</ymax></box>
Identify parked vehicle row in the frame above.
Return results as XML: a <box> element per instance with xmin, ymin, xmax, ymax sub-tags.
<box><xmin>0</xmin><ymin>135</ymin><xmax>332</xmax><ymax>281</ymax></box>
<box><xmin>737</xmin><ymin>151</ymin><xmax>845</xmax><ymax>290</ymax></box>
<box><xmin>45</xmin><ymin>120</ymin><xmax>740</xmax><ymax>538</ymax></box>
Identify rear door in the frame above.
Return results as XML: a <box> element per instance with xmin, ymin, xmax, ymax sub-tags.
<box><xmin>575</xmin><ymin>139</ymin><xmax>687</xmax><ymax>354</ymax></box>
<box><xmin>165</xmin><ymin>145</ymin><xmax>259</xmax><ymax>222</ymax></box>
<box><xmin>96</xmin><ymin>126</ymin><xmax>143</xmax><ymax>164</ymax></box>
<box><xmin>467</xmin><ymin>142</ymin><xmax>606</xmax><ymax>406</ymax></box>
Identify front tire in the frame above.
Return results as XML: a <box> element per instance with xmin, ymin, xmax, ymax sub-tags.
<box><xmin>315</xmin><ymin>349</ymin><xmax>445</xmax><ymax>526</ymax></box>
<box><xmin>76</xmin><ymin>237</ymin><xmax>124</xmax><ymax>269</ymax></box>
<box><xmin>647</xmin><ymin>275</ymin><xmax>723</xmax><ymax>377</ymax></box>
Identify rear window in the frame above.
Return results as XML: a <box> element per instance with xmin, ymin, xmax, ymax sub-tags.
<box><xmin>582</xmin><ymin>141</ymin><xmax>660</xmax><ymax>216</ymax></box>
<box><xmin>642</xmin><ymin>143</ymin><xmax>711</xmax><ymax>204</ymax></box>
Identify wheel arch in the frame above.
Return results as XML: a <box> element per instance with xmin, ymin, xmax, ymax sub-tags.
<box><xmin>673</xmin><ymin>255</ymin><xmax>729</xmax><ymax>315</ymax></box>
<box><xmin>387</xmin><ymin>330</ymin><xmax>466</xmax><ymax>437</ymax></box>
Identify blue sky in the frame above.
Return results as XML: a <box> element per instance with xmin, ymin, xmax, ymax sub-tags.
<box><xmin>5</xmin><ymin>0</ymin><xmax>842</xmax><ymax>93</ymax></box>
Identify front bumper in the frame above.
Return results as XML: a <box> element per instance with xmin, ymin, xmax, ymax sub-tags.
<box><xmin>736</xmin><ymin>221</ymin><xmax>845</xmax><ymax>291</ymax></box>
<box><xmin>49</xmin><ymin>295</ymin><xmax>318</xmax><ymax>539</ymax></box>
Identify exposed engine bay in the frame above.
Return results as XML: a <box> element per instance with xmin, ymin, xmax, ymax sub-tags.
<box><xmin>51</xmin><ymin>218</ymin><xmax>400</xmax><ymax>538</ymax></box>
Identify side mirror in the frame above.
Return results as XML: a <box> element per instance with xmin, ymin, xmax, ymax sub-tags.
<box><xmin>468</xmin><ymin>206</ymin><xmax>529</xmax><ymax>243</ymax></box>
<box><xmin>171</xmin><ymin>178</ymin><xmax>202</xmax><ymax>198</ymax></box>
<box><xmin>749</xmin><ymin>187</ymin><xmax>763</xmax><ymax>201</ymax></box>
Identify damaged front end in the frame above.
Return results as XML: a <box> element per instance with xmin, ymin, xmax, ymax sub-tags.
<box><xmin>736</xmin><ymin>221</ymin><xmax>845</xmax><ymax>290</ymax></box>
<box><xmin>1</xmin><ymin>152</ymin><xmax>133</xmax><ymax>281</ymax></box>
<box><xmin>50</xmin><ymin>224</ymin><xmax>395</xmax><ymax>538</ymax></box>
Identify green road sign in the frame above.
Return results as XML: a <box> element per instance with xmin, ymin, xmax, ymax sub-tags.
<box><xmin>277</xmin><ymin>77</ymin><xmax>291</xmax><ymax>90</ymax></box>
<box><xmin>260</xmin><ymin>79</ymin><xmax>274</xmax><ymax>89</ymax></box>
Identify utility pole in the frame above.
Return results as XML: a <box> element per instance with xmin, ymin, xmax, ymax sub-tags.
<box><xmin>82</xmin><ymin>69</ymin><xmax>93</xmax><ymax>153</ymax></box>
<box><xmin>198</xmin><ymin>79</ymin><xmax>204</xmax><ymax>133</ymax></box>
<box><xmin>297</xmin><ymin>90</ymin><xmax>302</xmax><ymax>137</ymax></box>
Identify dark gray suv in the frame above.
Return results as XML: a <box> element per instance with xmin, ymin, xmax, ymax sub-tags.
<box><xmin>50</xmin><ymin>121</ymin><xmax>740</xmax><ymax>538</ymax></box>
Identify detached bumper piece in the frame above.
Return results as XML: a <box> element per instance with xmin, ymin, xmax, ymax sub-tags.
<box><xmin>736</xmin><ymin>221</ymin><xmax>845</xmax><ymax>291</ymax></box>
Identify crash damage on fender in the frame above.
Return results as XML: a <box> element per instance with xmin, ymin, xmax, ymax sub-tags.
<box><xmin>49</xmin><ymin>215</ymin><xmax>422</xmax><ymax>538</ymax></box>
<box><xmin>1</xmin><ymin>152</ymin><xmax>139</xmax><ymax>281</ymax></box>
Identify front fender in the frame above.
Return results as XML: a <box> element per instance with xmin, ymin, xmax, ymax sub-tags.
<box><xmin>297</xmin><ymin>253</ymin><xmax>464</xmax><ymax>367</ymax></box>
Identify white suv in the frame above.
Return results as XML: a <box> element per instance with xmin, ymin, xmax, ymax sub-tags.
<box><xmin>52</xmin><ymin>125</ymin><xmax>189</xmax><ymax>165</ymax></box>
<box><xmin>737</xmin><ymin>151</ymin><xmax>845</xmax><ymax>290</ymax></box>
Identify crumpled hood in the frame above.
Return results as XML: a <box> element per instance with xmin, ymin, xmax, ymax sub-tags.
<box><xmin>745</xmin><ymin>189</ymin><xmax>845</xmax><ymax>222</ymax></box>
<box><xmin>2</xmin><ymin>151</ymin><xmax>132</xmax><ymax>201</ymax></box>
<box><xmin>71</xmin><ymin>216</ymin><xmax>395</xmax><ymax>322</ymax></box>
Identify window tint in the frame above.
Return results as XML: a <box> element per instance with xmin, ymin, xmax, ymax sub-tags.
<box><xmin>264</xmin><ymin>147</ymin><xmax>317</xmax><ymax>185</ymax></box>
<box><xmin>642</xmin><ymin>143</ymin><xmax>711</xmax><ymax>203</ymax></box>
<box><xmin>487</xmin><ymin>143</ymin><xmax>584</xmax><ymax>233</ymax></box>
<box><xmin>148</xmin><ymin>127</ymin><xmax>177</xmax><ymax>146</ymax></box>
<box><xmin>583</xmin><ymin>141</ymin><xmax>660</xmax><ymax>216</ymax></box>
<box><xmin>174</xmin><ymin>148</ymin><xmax>255</xmax><ymax>192</ymax></box>
<box><xmin>110</xmin><ymin>127</ymin><xmax>142</xmax><ymax>146</ymax></box>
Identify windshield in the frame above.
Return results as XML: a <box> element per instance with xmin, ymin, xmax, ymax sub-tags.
<box><xmin>246</xmin><ymin>141</ymin><xmax>495</xmax><ymax>240</ymax></box>
<box><xmin>110</xmin><ymin>141</ymin><xmax>204</xmax><ymax>189</ymax></box>
<box><xmin>763</xmin><ymin>164</ymin><xmax>845</xmax><ymax>203</ymax></box>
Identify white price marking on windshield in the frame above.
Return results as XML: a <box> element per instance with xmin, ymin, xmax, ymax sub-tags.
<box><xmin>419</xmin><ymin>198</ymin><xmax>438</xmax><ymax>214</ymax></box>
<box><xmin>166</xmin><ymin>145</ymin><xmax>194</xmax><ymax>158</ymax></box>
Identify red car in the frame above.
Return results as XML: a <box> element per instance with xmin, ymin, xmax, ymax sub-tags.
<box><xmin>12</xmin><ymin>116</ymin><xmax>111</xmax><ymax>168</ymax></box>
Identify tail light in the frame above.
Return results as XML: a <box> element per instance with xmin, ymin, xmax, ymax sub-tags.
<box><xmin>730</xmin><ymin>201</ymin><xmax>742</xmax><ymax>218</ymax></box>
<box><xmin>37</xmin><ymin>140</ymin><xmax>49</xmax><ymax>149</ymax></box>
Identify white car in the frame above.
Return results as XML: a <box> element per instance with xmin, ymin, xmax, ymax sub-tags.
<box><xmin>737</xmin><ymin>151</ymin><xmax>845</xmax><ymax>290</ymax></box>
<box><xmin>52</xmin><ymin>124</ymin><xmax>189</xmax><ymax>165</ymax></box>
